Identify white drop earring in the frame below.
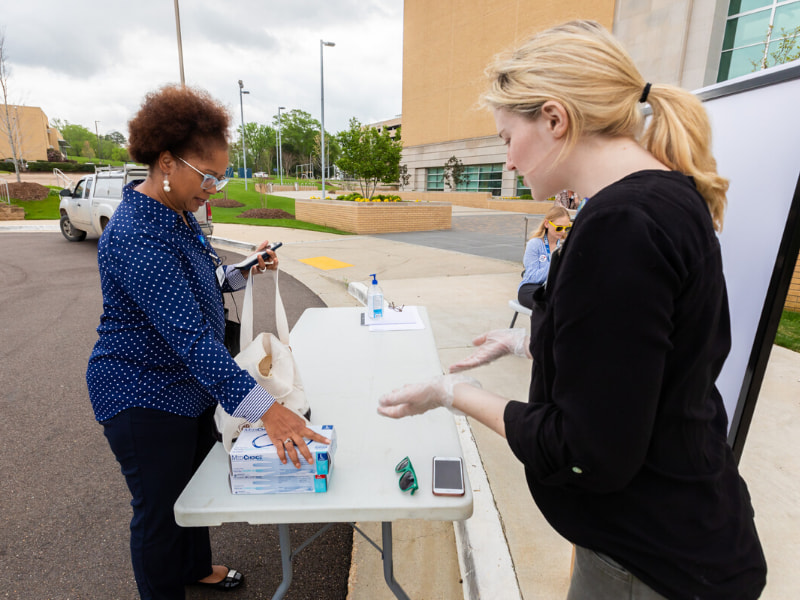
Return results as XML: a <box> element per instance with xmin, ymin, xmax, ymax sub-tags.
<box><xmin>163</xmin><ymin>177</ymin><xmax>171</xmax><ymax>192</ymax></box>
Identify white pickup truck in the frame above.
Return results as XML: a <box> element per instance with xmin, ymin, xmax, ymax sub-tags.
<box><xmin>58</xmin><ymin>164</ymin><xmax>213</xmax><ymax>241</ymax></box>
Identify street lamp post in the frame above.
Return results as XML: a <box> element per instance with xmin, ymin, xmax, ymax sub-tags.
<box><xmin>173</xmin><ymin>0</ymin><xmax>185</xmax><ymax>85</ymax></box>
<box><xmin>277</xmin><ymin>106</ymin><xmax>286</xmax><ymax>186</ymax></box>
<box><xmin>238</xmin><ymin>80</ymin><xmax>250</xmax><ymax>191</ymax></box>
<box><xmin>94</xmin><ymin>120</ymin><xmax>101</xmax><ymax>161</ymax></box>
<box><xmin>320</xmin><ymin>40</ymin><xmax>335</xmax><ymax>199</ymax></box>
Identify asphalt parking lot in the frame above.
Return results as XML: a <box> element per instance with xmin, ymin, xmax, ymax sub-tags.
<box><xmin>0</xmin><ymin>232</ymin><xmax>349</xmax><ymax>600</ymax></box>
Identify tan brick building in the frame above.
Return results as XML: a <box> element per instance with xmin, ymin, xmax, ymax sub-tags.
<box><xmin>400</xmin><ymin>0</ymin><xmax>799</xmax><ymax>198</ymax></box>
<box><xmin>0</xmin><ymin>105</ymin><xmax>65</xmax><ymax>163</ymax></box>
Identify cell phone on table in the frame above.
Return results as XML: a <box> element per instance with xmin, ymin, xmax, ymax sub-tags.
<box><xmin>233</xmin><ymin>242</ymin><xmax>282</xmax><ymax>270</ymax></box>
<box><xmin>432</xmin><ymin>456</ymin><xmax>465</xmax><ymax>496</ymax></box>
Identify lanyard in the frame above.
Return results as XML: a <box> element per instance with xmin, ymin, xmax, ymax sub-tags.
<box><xmin>543</xmin><ymin>235</ymin><xmax>551</xmax><ymax>258</ymax></box>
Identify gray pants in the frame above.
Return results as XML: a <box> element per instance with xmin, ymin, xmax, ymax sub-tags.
<box><xmin>567</xmin><ymin>546</ymin><xmax>669</xmax><ymax>600</ymax></box>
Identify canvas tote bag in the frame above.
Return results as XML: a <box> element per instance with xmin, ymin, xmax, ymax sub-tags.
<box><xmin>215</xmin><ymin>268</ymin><xmax>310</xmax><ymax>451</ymax></box>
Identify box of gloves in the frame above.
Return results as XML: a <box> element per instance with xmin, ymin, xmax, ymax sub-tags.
<box><xmin>228</xmin><ymin>424</ymin><xmax>336</xmax><ymax>494</ymax></box>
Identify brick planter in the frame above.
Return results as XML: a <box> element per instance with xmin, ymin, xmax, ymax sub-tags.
<box><xmin>0</xmin><ymin>204</ymin><xmax>25</xmax><ymax>220</ymax></box>
<box><xmin>295</xmin><ymin>199</ymin><xmax>451</xmax><ymax>234</ymax></box>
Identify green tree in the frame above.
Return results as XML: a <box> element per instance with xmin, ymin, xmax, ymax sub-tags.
<box><xmin>233</xmin><ymin>122</ymin><xmax>277</xmax><ymax>174</ymax></box>
<box><xmin>106</xmin><ymin>130</ymin><xmax>126</xmax><ymax>146</ymax></box>
<box><xmin>336</xmin><ymin>118</ymin><xmax>403</xmax><ymax>199</ymax></box>
<box><xmin>274</xmin><ymin>109</ymin><xmax>321</xmax><ymax>172</ymax></box>
<box><xmin>110</xmin><ymin>146</ymin><xmax>130</xmax><ymax>162</ymax></box>
<box><xmin>0</xmin><ymin>30</ymin><xmax>22</xmax><ymax>182</ymax></box>
<box><xmin>59</xmin><ymin>123</ymin><xmax>96</xmax><ymax>158</ymax></box>
<box><xmin>751</xmin><ymin>24</ymin><xmax>800</xmax><ymax>71</ymax></box>
<box><xmin>444</xmin><ymin>155</ymin><xmax>468</xmax><ymax>191</ymax></box>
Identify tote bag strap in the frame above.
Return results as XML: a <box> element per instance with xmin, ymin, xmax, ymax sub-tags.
<box><xmin>239</xmin><ymin>267</ymin><xmax>290</xmax><ymax>349</ymax></box>
<box><xmin>272</xmin><ymin>269</ymin><xmax>290</xmax><ymax>345</ymax></box>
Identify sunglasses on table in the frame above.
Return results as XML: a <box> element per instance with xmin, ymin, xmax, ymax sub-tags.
<box><xmin>176</xmin><ymin>155</ymin><xmax>229</xmax><ymax>192</ymax></box>
<box><xmin>548</xmin><ymin>220</ymin><xmax>573</xmax><ymax>232</ymax></box>
<box><xmin>395</xmin><ymin>456</ymin><xmax>418</xmax><ymax>495</ymax></box>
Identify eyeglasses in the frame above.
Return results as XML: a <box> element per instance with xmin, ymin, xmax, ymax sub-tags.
<box><xmin>395</xmin><ymin>456</ymin><xmax>418</xmax><ymax>495</ymax></box>
<box><xmin>388</xmin><ymin>301</ymin><xmax>404</xmax><ymax>312</ymax></box>
<box><xmin>548</xmin><ymin>220</ymin><xmax>572</xmax><ymax>233</ymax></box>
<box><xmin>176</xmin><ymin>155</ymin><xmax>229</xmax><ymax>192</ymax></box>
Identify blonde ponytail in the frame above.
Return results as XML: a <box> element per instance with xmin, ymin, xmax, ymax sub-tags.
<box><xmin>483</xmin><ymin>20</ymin><xmax>728</xmax><ymax>231</ymax></box>
<box><xmin>641</xmin><ymin>86</ymin><xmax>728</xmax><ymax>231</ymax></box>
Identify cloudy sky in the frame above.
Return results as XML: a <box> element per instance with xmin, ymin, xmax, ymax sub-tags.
<box><xmin>2</xmin><ymin>0</ymin><xmax>403</xmax><ymax>139</ymax></box>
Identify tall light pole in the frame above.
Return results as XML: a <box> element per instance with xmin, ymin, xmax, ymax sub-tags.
<box><xmin>94</xmin><ymin>120</ymin><xmax>101</xmax><ymax>161</ymax></box>
<box><xmin>320</xmin><ymin>40</ymin><xmax>335</xmax><ymax>199</ymax></box>
<box><xmin>173</xmin><ymin>0</ymin><xmax>185</xmax><ymax>85</ymax></box>
<box><xmin>277</xmin><ymin>106</ymin><xmax>286</xmax><ymax>186</ymax></box>
<box><xmin>238</xmin><ymin>80</ymin><xmax>250</xmax><ymax>190</ymax></box>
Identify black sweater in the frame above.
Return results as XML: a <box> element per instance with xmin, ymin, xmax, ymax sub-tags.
<box><xmin>504</xmin><ymin>171</ymin><xmax>766</xmax><ymax>600</ymax></box>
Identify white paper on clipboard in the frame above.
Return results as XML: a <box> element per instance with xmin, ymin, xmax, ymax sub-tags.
<box><xmin>365</xmin><ymin>305</ymin><xmax>425</xmax><ymax>331</ymax></box>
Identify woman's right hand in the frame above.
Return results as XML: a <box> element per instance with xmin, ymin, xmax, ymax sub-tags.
<box><xmin>259</xmin><ymin>403</ymin><xmax>329</xmax><ymax>468</ymax></box>
<box><xmin>448</xmin><ymin>329</ymin><xmax>531</xmax><ymax>373</ymax></box>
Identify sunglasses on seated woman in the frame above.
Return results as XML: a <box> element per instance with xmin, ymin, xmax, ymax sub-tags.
<box><xmin>548</xmin><ymin>220</ymin><xmax>573</xmax><ymax>233</ymax></box>
<box><xmin>176</xmin><ymin>155</ymin><xmax>229</xmax><ymax>191</ymax></box>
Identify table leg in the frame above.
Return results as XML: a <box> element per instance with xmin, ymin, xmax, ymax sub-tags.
<box><xmin>382</xmin><ymin>521</ymin><xmax>411</xmax><ymax>600</ymax></box>
<box><xmin>271</xmin><ymin>524</ymin><xmax>293</xmax><ymax>600</ymax></box>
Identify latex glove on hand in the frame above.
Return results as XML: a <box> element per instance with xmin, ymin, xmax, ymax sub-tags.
<box><xmin>448</xmin><ymin>329</ymin><xmax>531</xmax><ymax>373</ymax></box>
<box><xmin>377</xmin><ymin>374</ymin><xmax>482</xmax><ymax>419</ymax></box>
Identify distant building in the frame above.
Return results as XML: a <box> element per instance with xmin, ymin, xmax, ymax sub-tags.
<box><xmin>368</xmin><ymin>116</ymin><xmax>402</xmax><ymax>139</ymax></box>
<box><xmin>400</xmin><ymin>0</ymin><xmax>800</xmax><ymax>197</ymax></box>
<box><xmin>0</xmin><ymin>105</ymin><xmax>66</xmax><ymax>163</ymax></box>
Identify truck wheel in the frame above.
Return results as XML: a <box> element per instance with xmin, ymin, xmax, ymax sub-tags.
<box><xmin>60</xmin><ymin>215</ymin><xmax>87</xmax><ymax>242</ymax></box>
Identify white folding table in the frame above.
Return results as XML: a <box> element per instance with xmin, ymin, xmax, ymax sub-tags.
<box><xmin>175</xmin><ymin>306</ymin><xmax>473</xmax><ymax>599</ymax></box>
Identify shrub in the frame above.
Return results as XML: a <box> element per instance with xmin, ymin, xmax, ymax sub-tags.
<box><xmin>46</xmin><ymin>148</ymin><xmax>65</xmax><ymax>162</ymax></box>
<box><xmin>27</xmin><ymin>161</ymin><xmax>104</xmax><ymax>172</ymax></box>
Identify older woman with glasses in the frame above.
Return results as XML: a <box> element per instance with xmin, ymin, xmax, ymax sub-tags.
<box><xmin>378</xmin><ymin>21</ymin><xmax>765</xmax><ymax>600</ymax></box>
<box><xmin>87</xmin><ymin>85</ymin><xmax>328</xmax><ymax>599</ymax></box>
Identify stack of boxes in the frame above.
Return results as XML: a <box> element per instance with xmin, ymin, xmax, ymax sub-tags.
<box><xmin>228</xmin><ymin>424</ymin><xmax>336</xmax><ymax>494</ymax></box>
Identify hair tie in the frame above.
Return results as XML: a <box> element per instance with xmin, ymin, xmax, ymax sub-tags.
<box><xmin>639</xmin><ymin>82</ymin><xmax>652</xmax><ymax>103</ymax></box>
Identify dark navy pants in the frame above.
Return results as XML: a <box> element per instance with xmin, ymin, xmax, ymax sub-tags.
<box><xmin>102</xmin><ymin>406</ymin><xmax>217</xmax><ymax>600</ymax></box>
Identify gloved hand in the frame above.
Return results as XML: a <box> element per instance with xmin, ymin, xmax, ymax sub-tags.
<box><xmin>448</xmin><ymin>328</ymin><xmax>531</xmax><ymax>373</ymax></box>
<box><xmin>377</xmin><ymin>374</ymin><xmax>482</xmax><ymax>418</ymax></box>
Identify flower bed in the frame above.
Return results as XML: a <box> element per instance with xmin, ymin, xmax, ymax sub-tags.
<box><xmin>295</xmin><ymin>198</ymin><xmax>451</xmax><ymax>234</ymax></box>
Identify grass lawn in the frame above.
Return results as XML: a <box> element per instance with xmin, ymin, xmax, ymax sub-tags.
<box><xmin>209</xmin><ymin>180</ymin><xmax>347</xmax><ymax>234</ymax></box>
<box><xmin>10</xmin><ymin>188</ymin><xmax>62</xmax><ymax>219</ymax></box>
<box><xmin>8</xmin><ymin>179</ymin><xmax>348</xmax><ymax>234</ymax></box>
<box><xmin>775</xmin><ymin>310</ymin><xmax>800</xmax><ymax>353</ymax></box>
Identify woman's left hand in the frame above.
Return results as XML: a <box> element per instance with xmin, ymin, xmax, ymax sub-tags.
<box><xmin>251</xmin><ymin>240</ymin><xmax>279</xmax><ymax>276</ymax></box>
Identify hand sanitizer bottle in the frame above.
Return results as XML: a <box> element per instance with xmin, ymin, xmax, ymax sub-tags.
<box><xmin>368</xmin><ymin>273</ymin><xmax>384</xmax><ymax>320</ymax></box>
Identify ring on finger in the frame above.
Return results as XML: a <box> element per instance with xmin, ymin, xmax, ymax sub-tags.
<box><xmin>284</xmin><ymin>438</ymin><xmax>293</xmax><ymax>446</ymax></box>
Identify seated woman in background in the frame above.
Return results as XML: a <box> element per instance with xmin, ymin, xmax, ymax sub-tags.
<box><xmin>518</xmin><ymin>205</ymin><xmax>571</xmax><ymax>310</ymax></box>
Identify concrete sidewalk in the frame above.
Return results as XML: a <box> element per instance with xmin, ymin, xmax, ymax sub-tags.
<box><xmin>6</xmin><ymin>217</ymin><xmax>798</xmax><ymax>599</ymax></box>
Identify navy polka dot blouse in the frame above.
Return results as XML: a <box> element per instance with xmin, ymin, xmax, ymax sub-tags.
<box><xmin>87</xmin><ymin>182</ymin><xmax>274</xmax><ymax>423</ymax></box>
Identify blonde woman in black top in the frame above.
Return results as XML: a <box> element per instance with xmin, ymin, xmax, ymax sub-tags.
<box><xmin>379</xmin><ymin>20</ymin><xmax>766</xmax><ymax>600</ymax></box>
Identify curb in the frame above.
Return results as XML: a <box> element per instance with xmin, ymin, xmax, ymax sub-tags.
<box><xmin>454</xmin><ymin>416</ymin><xmax>521</xmax><ymax>600</ymax></box>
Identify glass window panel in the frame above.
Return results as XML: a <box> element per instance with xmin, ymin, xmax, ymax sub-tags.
<box><xmin>517</xmin><ymin>176</ymin><xmax>531</xmax><ymax>197</ymax></box>
<box><xmin>774</xmin><ymin>2</ymin><xmax>800</xmax><ymax>35</ymax></box>
<box><xmin>722</xmin><ymin>10</ymin><xmax>771</xmax><ymax>50</ymax></box>
<box><xmin>728</xmin><ymin>0</ymin><xmax>772</xmax><ymax>17</ymax></box>
<box><xmin>452</xmin><ymin>163</ymin><xmax>503</xmax><ymax>194</ymax></box>
<box><xmin>426</xmin><ymin>167</ymin><xmax>444</xmax><ymax>191</ymax></box>
<box><xmin>718</xmin><ymin>44</ymin><xmax>768</xmax><ymax>80</ymax></box>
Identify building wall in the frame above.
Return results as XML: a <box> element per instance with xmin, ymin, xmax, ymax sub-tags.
<box><xmin>400</xmin><ymin>0</ymin><xmax>736</xmax><ymax>197</ymax></box>
<box><xmin>612</xmin><ymin>0</ymin><xmax>729</xmax><ymax>90</ymax></box>
<box><xmin>0</xmin><ymin>105</ymin><xmax>60</xmax><ymax>162</ymax></box>
<box><xmin>402</xmin><ymin>0</ymin><xmax>616</xmax><ymax>149</ymax></box>
<box><xmin>402</xmin><ymin>0</ymin><xmax>613</xmax><ymax>195</ymax></box>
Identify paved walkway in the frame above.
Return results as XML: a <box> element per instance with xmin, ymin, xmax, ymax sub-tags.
<box><xmin>206</xmin><ymin>216</ymin><xmax>800</xmax><ymax>600</ymax></box>
<box><xmin>3</xmin><ymin>201</ymin><xmax>798</xmax><ymax>599</ymax></box>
